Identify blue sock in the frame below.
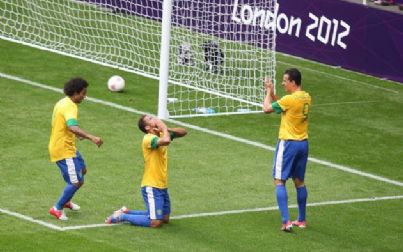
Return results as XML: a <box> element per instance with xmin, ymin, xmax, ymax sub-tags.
<box><xmin>55</xmin><ymin>184</ymin><xmax>79</xmax><ymax>210</ymax></box>
<box><xmin>127</xmin><ymin>210</ymin><xmax>148</xmax><ymax>215</ymax></box>
<box><xmin>296</xmin><ymin>186</ymin><xmax>308</xmax><ymax>221</ymax></box>
<box><xmin>120</xmin><ymin>213</ymin><xmax>151</xmax><ymax>227</ymax></box>
<box><xmin>275</xmin><ymin>184</ymin><xmax>289</xmax><ymax>224</ymax></box>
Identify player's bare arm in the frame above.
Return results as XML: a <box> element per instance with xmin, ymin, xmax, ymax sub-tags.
<box><xmin>168</xmin><ymin>127</ymin><xmax>187</xmax><ymax>138</ymax></box>
<box><xmin>154</xmin><ymin>118</ymin><xmax>171</xmax><ymax>146</ymax></box>
<box><xmin>263</xmin><ymin>78</ymin><xmax>277</xmax><ymax>113</ymax></box>
<box><xmin>68</xmin><ymin>125</ymin><xmax>103</xmax><ymax>147</ymax></box>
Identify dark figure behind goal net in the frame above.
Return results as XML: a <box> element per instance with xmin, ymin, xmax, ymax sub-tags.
<box><xmin>202</xmin><ymin>40</ymin><xmax>224</xmax><ymax>73</ymax></box>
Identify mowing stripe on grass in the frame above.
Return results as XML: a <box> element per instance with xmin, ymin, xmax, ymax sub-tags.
<box><xmin>2</xmin><ymin>195</ymin><xmax>402</xmax><ymax>231</ymax></box>
<box><xmin>313</xmin><ymin>101</ymin><xmax>377</xmax><ymax>107</ymax></box>
<box><xmin>1</xmin><ymin>72</ymin><xmax>402</xmax><ymax>188</ymax></box>
<box><xmin>277</xmin><ymin>59</ymin><xmax>400</xmax><ymax>94</ymax></box>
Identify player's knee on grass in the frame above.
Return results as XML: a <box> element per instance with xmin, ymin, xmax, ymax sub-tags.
<box><xmin>150</xmin><ymin>219</ymin><xmax>163</xmax><ymax>228</ymax></box>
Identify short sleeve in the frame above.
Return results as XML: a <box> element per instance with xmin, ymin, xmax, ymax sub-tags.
<box><xmin>271</xmin><ymin>102</ymin><xmax>283</xmax><ymax>114</ymax></box>
<box><xmin>144</xmin><ymin>134</ymin><xmax>159</xmax><ymax>149</ymax></box>
<box><xmin>170</xmin><ymin>131</ymin><xmax>176</xmax><ymax>140</ymax></box>
<box><xmin>63</xmin><ymin>103</ymin><xmax>78</xmax><ymax>125</ymax></box>
<box><xmin>277</xmin><ymin>95</ymin><xmax>293</xmax><ymax>112</ymax></box>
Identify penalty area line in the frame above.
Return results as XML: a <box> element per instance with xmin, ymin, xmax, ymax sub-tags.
<box><xmin>3</xmin><ymin>195</ymin><xmax>402</xmax><ymax>231</ymax></box>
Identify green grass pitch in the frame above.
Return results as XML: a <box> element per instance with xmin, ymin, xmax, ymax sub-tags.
<box><xmin>0</xmin><ymin>38</ymin><xmax>402</xmax><ymax>251</ymax></box>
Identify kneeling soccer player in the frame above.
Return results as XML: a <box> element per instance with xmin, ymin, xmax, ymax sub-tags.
<box><xmin>105</xmin><ymin>115</ymin><xmax>187</xmax><ymax>227</ymax></box>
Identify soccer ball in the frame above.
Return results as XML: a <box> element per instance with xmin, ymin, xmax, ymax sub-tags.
<box><xmin>107</xmin><ymin>75</ymin><xmax>125</xmax><ymax>92</ymax></box>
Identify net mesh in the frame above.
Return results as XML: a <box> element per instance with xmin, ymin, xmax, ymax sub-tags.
<box><xmin>0</xmin><ymin>0</ymin><xmax>276</xmax><ymax>118</ymax></box>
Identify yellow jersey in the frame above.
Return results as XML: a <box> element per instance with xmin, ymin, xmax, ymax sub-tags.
<box><xmin>48</xmin><ymin>97</ymin><xmax>79</xmax><ymax>162</ymax></box>
<box><xmin>140</xmin><ymin>133</ymin><xmax>168</xmax><ymax>189</ymax></box>
<box><xmin>272</xmin><ymin>91</ymin><xmax>311</xmax><ymax>140</ymax></box>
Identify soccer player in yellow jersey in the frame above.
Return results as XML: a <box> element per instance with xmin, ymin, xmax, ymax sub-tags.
<box><xmin>48</xmin><ymin>78</ymin><xmax>103</xmax><ymax>221</ymax></box>
<box><xmin>263</xmin><ymin>68</ymin><xmax>311</xmax><ymax>232</ymax></box>
<box><xmin>105</xmin><ymin>115</ymin><xmax>187</xmax><ymax>228</ymax></box>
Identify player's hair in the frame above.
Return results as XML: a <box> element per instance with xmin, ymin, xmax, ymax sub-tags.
<box><xmin>64</xmin><ymin>77</ymin><xmax>89</xmax><ymax>96</ymax></box>
<box><xmin>138</xmin><ymin>115</ymin><xmax>148</xmax><ymax>134</ymax></box>
<box><xmin>284</xmin><ymin>68</ymin><xmax>302</xmax><ymax>86</ymax></box>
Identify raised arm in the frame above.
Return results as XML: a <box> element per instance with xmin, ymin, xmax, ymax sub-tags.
<box><xmin>168</xmin><ymin>127</ymin><xmax>187</xmax><ymax>138</ymax></box>
<box><xmin>154</xmin><ymin>118</ymin><xmax>171</xmax><ymax>146</ymax></box>
<box><xmin>263</xmin><ymin>78</ymin><xmax>277</xmax><ymax>114</ymax></box>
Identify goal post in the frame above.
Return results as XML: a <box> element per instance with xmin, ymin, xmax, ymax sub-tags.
<box><xmin>0</xmin><ymin>0</ymin><xmax>277</xmax><ymax>119</ymax></box>
<box><xmin>165</xmin><ymin>0</ymin><xmax>277</xmax><ymax>118</ymax></box>
<box><xmin>158</xmin><ymin>0</ymin><xmax>173</xmax><ymax>120</ymax></box>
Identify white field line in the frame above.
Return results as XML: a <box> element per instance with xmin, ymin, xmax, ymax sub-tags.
<box><xmin>1</xmin><ymin>72</ymin><xmax>402</xmax><ymax>188</ymax></box>
<box><xmin>1</xmin><ymin>74</ymin><xmax>403</xmax><ymax>231</ymax></box>
<box><xmin>0</xmin><ymin>208</ymin><xmax>62</xmax><ymax>231</ymax></box>
<box><xmin>171</xmin><ymin>194</ymin><xmax>403</xmax><ymax>220</ymax></box>
<box><xmin>2</xmin><ymin>195</ymin><xmax>403</xmax><ymax>231</ymax></box>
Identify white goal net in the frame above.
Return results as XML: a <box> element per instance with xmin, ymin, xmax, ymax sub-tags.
<box><xmin>0</xmin><ymin>0</ymin><xmax>276</xmax><ymax>118</ymax></box>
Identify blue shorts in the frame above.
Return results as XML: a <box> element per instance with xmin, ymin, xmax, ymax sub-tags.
<box><xmin>56</xmin><ymin>151</ymin><xmax>86</xmax><ymax>184</ymax></box>
<box><xmin>141</xmin><ymin>186</ymin><xmax>171</xmax><ymax>220</ymax></box>
<box><xmin>272</xmin><ymin>140</ymin><xmax>308</xmax><ymax>181</ymax></box>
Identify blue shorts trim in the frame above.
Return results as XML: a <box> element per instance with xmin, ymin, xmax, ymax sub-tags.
<box><xmin>272</xmin><ymin>140</ymin><xmax>308</xmax><ymax>181</ymax></box>
<box><xmin>141</xmin><ymin>186</ymin><xmax>170</xmax><ymax>220</ymax></box>
<box><xmin>56</xmin><ymin>151</ymin><xmax>86</xmax><ymax>184</ymax></box>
